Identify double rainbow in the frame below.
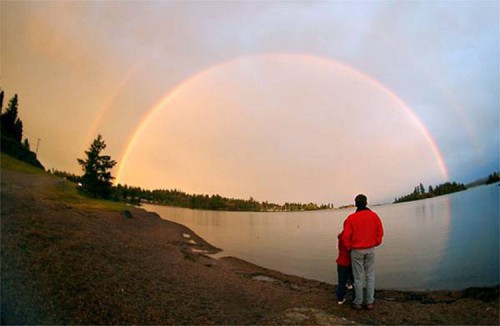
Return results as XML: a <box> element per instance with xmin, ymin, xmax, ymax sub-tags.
<box><xmin>108</xmin><ymin>53</ymin><xmax>449</xmax><ymax>184</ymax></box>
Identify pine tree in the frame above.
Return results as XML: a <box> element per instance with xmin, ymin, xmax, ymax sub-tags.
<box><xmin>23</xmin><ymin>138</ymin><xmax>30</xmax><ymax>150</ymax></box>
<box><xmin>77</xmin><ymin>134</ymin><xmax>117</xmax><ymax>199</ymax></box>
<box><xmin>1</xmin><ymin>94</ymin><xmax>23</xmax><ymax>142</ymax></box>
<box><xmin>419</xmin><ymin>183</ymin><xmax>425</xmax><ymax>194</ymax></box>
<box><xmin>0</xmin><ymin>89</ymin><xmax>4</xmax><ymax>114</ymax></box>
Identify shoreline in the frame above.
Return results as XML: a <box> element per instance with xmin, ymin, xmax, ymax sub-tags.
<box><xmin>1</xmin><ymin>169</ymin><xmax>498</xmax><ymax>324</ymax></box>
<box><xmin>143</xmin><ymin>202</ymin><xmax>499</xmax><ymax>293</ymax></box>
<box><xmin>148</xmin><ymin>205</ymin><xmax>497</xmax><ymax>293</ymax></box>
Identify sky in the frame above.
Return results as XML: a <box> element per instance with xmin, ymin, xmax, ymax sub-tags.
<box><xmin>1</xmin><ymin>1</ymin><xmax>498</xmax><ymax>206</ymax></box>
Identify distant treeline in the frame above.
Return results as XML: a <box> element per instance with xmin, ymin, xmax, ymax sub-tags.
<box><xmin>394</xmin><ymin>181</ymin><xmax>467</xmax><ymax>203</ymax></box>
<box><xmin>485</xmin><ymin>172</ymin><xmax>500</xmax><ymax>185</ymax></box>
<box><xmin>52</xmin><ymin>166</ymin><xmax>500</xmax><ymax>210</ymax></box>
<box><xmin>392</xmin><ymin>173</ymin><xmax>500</xmax><ymax>204</ymax></box>
<box><xmin>50</xmin><ymin>169</ymin><xmax>333</xmax><ymax>212</ymax></box>
<box><xmin>115</xmin><ymin>185</ymin><xmax>334</xmax><ymax>212</ymax></box>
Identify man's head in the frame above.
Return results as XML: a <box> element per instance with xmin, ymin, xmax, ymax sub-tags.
<box><xmin>355</xmin><ymin>194</ymin><xmax>367</xmax><ymax>209</ymax></box>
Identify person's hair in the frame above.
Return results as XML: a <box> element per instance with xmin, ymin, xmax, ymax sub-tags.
<box><xmin>355</xmin><ymin>194</ymin><xmax>367</xmax><ymax>208</ymax></box>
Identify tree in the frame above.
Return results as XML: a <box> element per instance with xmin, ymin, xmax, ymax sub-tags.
<box><xmin>0</xmin><ymin>89</ymin><xmax>4</xmax><ymax>114</ymax></box>
<box><xmin>1</xmin><ymin>94</ymin><xmax>23</xmax><ymax>142</ymax></box>
<box><xmin>486</xmin><ymin>172</ymin><xmax>500</xmax><ymax>184</ymax></box>
<box><xmin>23</xmin><ymin>138</ymin><xmax>30</xmax><ymax>150</ymax></box>
<box><xmin>419</xmin><ymin>183</ymin><xmax>425</xmax><ymax>194</ymax></box>
<box><xmin>77</xmin><ymin>134</ymin><xmax>117</xmax><ymax>199</ymax></box>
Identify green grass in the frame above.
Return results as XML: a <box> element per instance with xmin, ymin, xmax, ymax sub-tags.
<box><xmin>51</xmin><ymin>180</ymin><xmax>129</xmax><ymax>212</ymax></box>
<box><xmin>0</xmin><ymin>152</ymin><xmax>46</xmax><ymax>174</ymax></box>
<box><xmin>1</xmin><ymin>152</ymin><xmax>129</xmax><ymax>212</ymax></box>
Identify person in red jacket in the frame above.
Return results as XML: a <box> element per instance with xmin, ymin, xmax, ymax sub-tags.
<box><xmin>341</xmin><ymin>194</ymin><xmax>384</xmax><ymax>311</ymax></box>
<box><xmin>336</xmin><ymin>228</ymin><xmax>354</xmax><ymax>304</ymax></box>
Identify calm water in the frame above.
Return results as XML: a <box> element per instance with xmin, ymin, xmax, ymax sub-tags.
<box><xmin>144</xmin><ymin>183</ymin><xmax>499</xmax><ymax>290</ymax></box>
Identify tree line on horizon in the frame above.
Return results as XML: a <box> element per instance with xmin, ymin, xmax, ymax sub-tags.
<box><xmin>63</xmin><ymin>131</ymin><xmax>500</xmax><ymax>211</ymax></box>
<box><xmin>51</xmin><ymin>166</ymin><xmax>334</xmax><ymax>212</ymax></box>
<box><xmin>4</xmin><ymin>89</ymin><xmax>498</xmax><ymax>211</ymax></box>
<box><xmin>394</xmin><ymin>172</ymin><xmax>500</xmax><ymax>204</ymax></box>
<box><xmin>50</xmin><ymin>133</ymin><xmax>333</xmax><ymax>211</ymax></box>
<box><xmin>40</xmin><ymin>132</ymin><xmax>500</xmax><ymax>211</ymax></box>
<box><xmin>113</xmin><ymin>184</ymin><xmax>334</xmax><ymax>212</ymax></box>
<box><xmin>394</xmin><ymin>181</ymin><xmax>467</xmax><ymax>203</ymax></box>
<box><xmin>485</xmin><ymin>172</ymin><xmax>500</xmax><ymax>185</ymax></box>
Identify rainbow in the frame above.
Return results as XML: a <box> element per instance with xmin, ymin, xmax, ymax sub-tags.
<box><xmin>84</xmin><ymin>61</ymin><xmax>145</xmax><ymax>147</ymax></box>
<box><xmin>428</xmin><ymin>71</ymin><xmax>484</xmax><ymax>163</ymax></box>
<box><xmin>115</xmin><ymin>53</ymin><xmax>449</xmax><ymax>184</ymax></box>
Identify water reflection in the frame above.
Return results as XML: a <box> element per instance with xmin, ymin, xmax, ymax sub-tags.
<box><xmin>144</xmin><ymin>184</ymin><xmax>499</xmax><ymax>290</ymax></box>
<box><xmin>433</xmin><ymin>184</ymin><xmax>499</xmax><ymax>289</ymax></box>
<box><xmin>374</xmin><ymin>196</ymin><xmax>451</xmax><ymax>289</ymax></box>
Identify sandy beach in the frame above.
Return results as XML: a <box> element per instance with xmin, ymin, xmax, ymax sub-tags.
<box><xmin>1</xmin><ymin>168</ymin><xmax>498</xmax><ymax>325</ymax></box>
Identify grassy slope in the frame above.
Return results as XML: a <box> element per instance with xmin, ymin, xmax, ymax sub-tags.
<box><xmin>1</xmin><ymin>153</ymin><xmax>128</xmax><ymax>212</ymax></box>
<box><xmin>0</xmin><ymin>152</ymin><xmax>46</xmax><ymax>174</ymax></box>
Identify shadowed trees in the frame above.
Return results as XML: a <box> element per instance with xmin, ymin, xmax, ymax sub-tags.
<box><xmin>394</xmin><ymin>181</ymin><xmax>467</xmax><ymax>203</ymax></box>
<box><xmin>0</xmin><ymin>90</ymin><xmax>44</xmax><ymax>169</ymax></box>
<box><xmin>486</xmin><ymin>172</ymin><xmax>500</xmax><ymax>185</ymax></box>
<box><xmin>78</xmin><ymin>134</ymin><xmax>117</xmax><ymax>199</ymax></box>
<box><xmin>1</xmin><ymin>93</ymin><xmax>23</xmax><ymax>143</ymax></box>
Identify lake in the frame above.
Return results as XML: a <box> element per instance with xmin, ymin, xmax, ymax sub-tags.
<box><xmin>144</xmin><ymin>183</ymin><xmax>499</xmax><ymax>290</ymax></box>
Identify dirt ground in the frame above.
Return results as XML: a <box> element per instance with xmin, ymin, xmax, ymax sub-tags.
<box><xmin>1</xmin><ymin>169</ymin><xmax>498</xmax><ymax>325</ymax></box>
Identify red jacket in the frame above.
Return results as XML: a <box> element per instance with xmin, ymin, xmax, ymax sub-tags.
<box><xmin>341</xmin><ymin>208</ymin><xmax>384</xmax><ymax>250</ymax></box>
<box><xmin>336</xmin><ymin>231</ymin><xmax>351</xmax><ymax>266</ymax></box>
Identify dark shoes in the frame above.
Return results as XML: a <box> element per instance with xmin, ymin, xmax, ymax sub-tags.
<box><xmin>351</xmin><ymin>303</ymin><xmax>374</xmax><ymax>311</ymax></box>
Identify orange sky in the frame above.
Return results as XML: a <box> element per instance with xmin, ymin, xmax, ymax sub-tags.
<box><xmin>2</xmin><ymin>1</ymin><xmax>498</xmax><ymax>205</ymax></box>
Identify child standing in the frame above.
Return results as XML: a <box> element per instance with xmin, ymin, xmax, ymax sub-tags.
<box><xmin>336</xmin><ymin>230</ymin><xmax>354</xmax><ymax>304</ymax></box>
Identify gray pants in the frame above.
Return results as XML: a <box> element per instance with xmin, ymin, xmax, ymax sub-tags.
<box><xmin>351</xmin><ymin>248</ymin><xmax>375</xmax><ymax>305</ymax></box>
